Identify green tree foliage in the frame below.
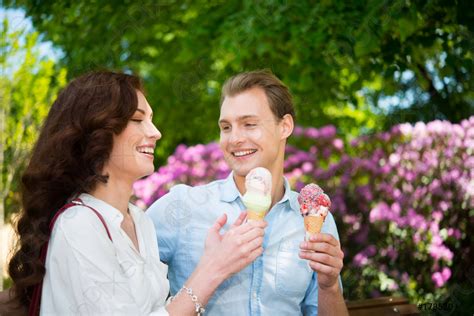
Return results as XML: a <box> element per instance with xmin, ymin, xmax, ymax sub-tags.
<box><xmin>4</xmin><ymin>0</ymin><xmax>473</xmax><ymax>162</ymax></box>
<box><xmin>0</xmin><ymin>18</ymin><xmax>67</xmax><ymax>223</ymax></box>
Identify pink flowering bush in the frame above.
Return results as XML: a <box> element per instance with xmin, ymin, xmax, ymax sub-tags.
<box><xmin>134</xmin><ymin>117</ymin><xmax>474</xmax><ymax>304</ymax></box>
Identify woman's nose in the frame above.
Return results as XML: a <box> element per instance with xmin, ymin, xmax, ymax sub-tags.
<box><xmin>148</xmin><ymin>121</ymin><xmax>161</xmax><ymax>140</ymax></box>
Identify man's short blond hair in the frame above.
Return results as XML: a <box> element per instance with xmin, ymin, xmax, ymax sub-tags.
<box><xmin>221</xmin><ymin>70</ymin><xmax>296</xmax><ymax>121</ymax></box>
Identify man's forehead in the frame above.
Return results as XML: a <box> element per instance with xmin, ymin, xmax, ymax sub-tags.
<box><xmin>224</xmin><ymin>87</ymin><xmax>268</xmax><ymax>105</ymax></box>
<box><xmin>219</xmin><ymin>92</ymin><xmax>271</xmax><ymax>121</ymax></box>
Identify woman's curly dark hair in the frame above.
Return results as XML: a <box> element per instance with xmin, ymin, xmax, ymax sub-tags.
<box><xmin>7</xmin><ymin>71</ymin><xmax>143</xmax><ymax>309</ymax></box>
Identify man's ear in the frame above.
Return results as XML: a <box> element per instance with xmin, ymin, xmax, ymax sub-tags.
<box><xmin>280</xmin><ymin>114</ymin><xmax>294</xmax><ymax>140</ymax></box>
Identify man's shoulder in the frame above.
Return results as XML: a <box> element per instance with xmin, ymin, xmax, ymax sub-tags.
<box><xmin>147</xmin><ymin>179</ymin><xmax>225</xmax><ymax>211</ymax></box>
<box><xmin>166</xmin><ymin>179</ymin><xmax>223</xmax><ymax>198</ymax></box>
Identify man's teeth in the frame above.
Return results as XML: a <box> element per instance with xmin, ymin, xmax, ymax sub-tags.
<box><xmin>137</xmin><ymin>147</ymin><xmax>154</xmax><ymax>154</ymax></box>
<box><xmin>233</xmin><ymin>150</ymin><xmax>256</xmax><ymax>157</ymax></box>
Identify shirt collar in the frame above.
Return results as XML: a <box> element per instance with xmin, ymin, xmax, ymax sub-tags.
<box><xmin>77</xmin><ymin>193</ymin><xmax>126</xmax><ymax>228</ymax></box>
<box><xmin>219</xmin><ymin>172</ymin><xmax>241</xmax><ymax>203</ymax></box>
<box><xmin>278</xmin><ymin>177</ymin><xmax>301</xmax><ymax>213</ymax></box>
<box><xmin>219</xmin><ymin>172</ymin><xmax>300</xmax><ymax>214</ymax></box>
<box><xmin>278</xmin><ymin>177</ymin><xmax>292</xmax><ymax>204</ymax></box>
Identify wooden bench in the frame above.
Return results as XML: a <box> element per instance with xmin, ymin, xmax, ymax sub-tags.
<box><xmin>2</xmin><ymin>290</ymin><xmax>421</xmax><ymax>316</ymax></box>
<box><xmin>347</xmin><ymin>296</ymin><xmax>420</xmax><ymax>316</ymax></box>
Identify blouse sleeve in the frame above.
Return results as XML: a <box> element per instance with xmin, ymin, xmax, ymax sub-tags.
<box><xmin>41</xmin><ymin>206</ymin><xmax>169</xmax><ymax>315</ymax></box>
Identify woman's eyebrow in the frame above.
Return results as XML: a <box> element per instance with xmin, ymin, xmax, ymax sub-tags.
<box><xmin>134</xmin><ymin>108</ymin><xmax>153</xmax><ymax>117</ymax></box>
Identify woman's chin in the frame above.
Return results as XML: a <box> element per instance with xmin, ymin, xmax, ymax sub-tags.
<box><xmin>138</xmin><ymin>168</ymin><xmax>154</xmax><ymax>179</ymax></box>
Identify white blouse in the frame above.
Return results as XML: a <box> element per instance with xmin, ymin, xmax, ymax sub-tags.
<box><xmin>41</xmin><ymin>193</ymin><xmax>170</xmax><ymax>315</ymax></box>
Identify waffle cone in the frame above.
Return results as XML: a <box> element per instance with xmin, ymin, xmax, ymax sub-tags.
<box><xmin>247</xmin><ymin>210</ymin><xmax>266</xmax><ymax>221</ymax></box>
<box><xmin>304</xmin><ymin>216</ymin><xmax>324</xmax><ymax>234</ymax></box>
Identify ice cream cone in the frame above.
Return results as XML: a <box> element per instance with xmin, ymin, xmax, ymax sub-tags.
<box><xmin>247</xmin><ymin>210</ymin><xmax>266</xmax><ymax>221</ymax></box>
<box><xmin>242</xmin><ymin>167</ymin><xmax>272</xmax><ymax>222</ymax></box>
<box><xmin>243</xmin><ymin>193</ymin><xmax>271</xmax><ymax>222</ymax></box>
<box><xmin>304</xmin><ymin>215</ymin><xmax>324</xmax><ymax>240</ymax></box>
<box><xmin>298</xmin><ymin>183</ymin><xmax>331</xmax><ymax>240</ymax></box>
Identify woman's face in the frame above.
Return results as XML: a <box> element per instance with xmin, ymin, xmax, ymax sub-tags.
<box><xmin>105</xmin><ymin>91</ymin><xmax>161</xmax><ymax>182</ymax></box>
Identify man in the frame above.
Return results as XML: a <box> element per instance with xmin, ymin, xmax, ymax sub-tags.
<box><xmin>148</xmin><ymin>70</ymin><xmax>347</xmax><ymax>315</ymax></box>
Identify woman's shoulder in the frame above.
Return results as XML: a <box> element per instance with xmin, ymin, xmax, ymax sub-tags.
<box><xmin>56</xmin><ymin>203</ymin><xmax>102</xmax><ymax>225</ymax></box>
<box><xmin>48</xmin><ymin>204</ymin><xmax>117</xmax><ymax>261</ymax></box>
<box><xmin>53</xmin><ymin>203</ymin><xmax>113</xmax><ymax>241</ymax></box>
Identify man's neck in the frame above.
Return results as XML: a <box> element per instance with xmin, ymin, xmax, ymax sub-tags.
<box><xmin>234</xmin><ymin>168</ymin><xmax>286</xmax><ymax>209</ymax></box>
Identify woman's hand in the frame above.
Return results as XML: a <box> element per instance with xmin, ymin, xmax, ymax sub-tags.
<box><xmin>167</xmin><ymin>212</ymin><xmax>266</xmax><ymax>316</ymax></box>
<box><xmin>201</xmin><ymin>212</ymin><xmax>267</xmax><ymax>280</ymax></box>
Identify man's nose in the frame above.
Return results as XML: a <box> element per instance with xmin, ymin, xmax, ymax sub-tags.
<box><xmin>229</xmin><ymin>127</ymin><xmax>245</xmax><ymax>144</ymax></box>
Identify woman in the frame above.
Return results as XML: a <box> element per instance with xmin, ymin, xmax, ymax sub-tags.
<box><xmin>5</xmin><ymin>71</ymin><xmax>266</xmax><ymax>315</ymax></box>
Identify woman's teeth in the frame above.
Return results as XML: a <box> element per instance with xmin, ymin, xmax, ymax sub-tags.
<box><xmin>137</xmin><ymin>147</ymin><xmax>154</xmax><ymax>154</ymax></box>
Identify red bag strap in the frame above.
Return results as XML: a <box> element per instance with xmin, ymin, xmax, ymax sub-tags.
<box><xmin>28</xmin><ymin>198</ymin><xmax>113</xmax><ymax>316</ymax></box>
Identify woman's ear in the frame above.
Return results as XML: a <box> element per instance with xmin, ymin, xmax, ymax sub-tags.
<box><xmin>280</xmin><ymin>114</ymin><xmax>294</xmax><ymax>140</ymax></box>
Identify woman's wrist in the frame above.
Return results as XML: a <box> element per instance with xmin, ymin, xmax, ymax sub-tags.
<box><xmin>194</xmin><ymin>255</ymin><xmax>227</xmax><ymax>288</ymax></box>
<box><xmin>170</xmin><ymin>285</ymin><xmax>206</xmax><ymax>315</ymax></box>
<box><xmin>166</xmin><ymin>258</ymin><xmax>224</xmax><ymax>315</ymax></box>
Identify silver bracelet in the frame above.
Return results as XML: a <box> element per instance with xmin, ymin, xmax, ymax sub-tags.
<box><xmin>171</xmin><ymin>285</ymin><xmax>206</xmax><ymax>315</ymax></box>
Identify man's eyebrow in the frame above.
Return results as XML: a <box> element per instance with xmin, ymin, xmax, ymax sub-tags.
<box><xmin>219</xmin><ymin>115</ymin><xmax>258</xmax><ymax>124</ymax></box>
<box><xmin>237</xmin><ymin>115</ymin><xmax>258</xmax><ymax>121</ymax></box>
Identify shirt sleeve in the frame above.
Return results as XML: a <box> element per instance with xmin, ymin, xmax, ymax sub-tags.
<box><xmin>300</xmin><ymin>212</ymin><xmax>343</xmax><ymax>316</ymax></box>
<box><xmin>146</xmin><ymin>184</ymin><xmax>189</xmax><ymax>264</ymax></box>
<box><xmin>42</xmin><ymin>206</ymin><xmax>169</xmax><ymax>316</ymax></box>
<box><xmin>301</xmin><ymin>271</ymin><xmax>318</xmax><ymax>316</ymax></box>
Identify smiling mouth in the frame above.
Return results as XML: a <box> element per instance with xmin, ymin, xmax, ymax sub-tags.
<box><xmin>136</xmin><ymin>146</ymin><xmax>154</xmax><ymax>156</ymax></box>
<box><xmin>232</xmin><ymin>149</ymin><xmax>257</xmax><ymax>157</ymax></box>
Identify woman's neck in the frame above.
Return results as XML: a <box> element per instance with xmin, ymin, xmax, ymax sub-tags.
<box><xmin>90</xmin><ymin>175</ymin><xmax>133</xmax><ymax>216</ymax></box>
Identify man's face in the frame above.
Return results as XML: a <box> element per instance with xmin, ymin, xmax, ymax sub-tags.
<box><xmin>218</xmin><ymin>87</ymin><xmax>287</xmax><ymax>177</ymax></box>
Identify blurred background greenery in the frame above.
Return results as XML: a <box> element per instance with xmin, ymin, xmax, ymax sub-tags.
<box><xmin>1</xmin><ymin>0</ymin><xmax>473</xmax><ymax>309</ymax></box>
<box><xmin>2</xmin><ymin>0</ymin><xmax>473</xmax><ymax>220</ymax></box>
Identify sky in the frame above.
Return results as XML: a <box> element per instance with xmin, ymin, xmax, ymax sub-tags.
<box><xmin>1</xmin><ymin>7</ymin><xmax>63</xmax><ymax>76</ymax></box>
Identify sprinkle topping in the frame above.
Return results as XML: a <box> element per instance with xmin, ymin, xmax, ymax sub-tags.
<box><xmin>298</xmin><ymin>183</ymin><xmax>331</xmax><ymax>217</ymax></box>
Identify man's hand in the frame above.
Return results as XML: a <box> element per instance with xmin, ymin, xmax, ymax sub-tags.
<box><xmin>299</xmin><ymin>233</ymin><xmax>344</xmax><ymax>290</ymax></box>
<box><xmin>299</xmin><ymin>233</ymin><xmax>348</xmax><ymax>315</ymax></box>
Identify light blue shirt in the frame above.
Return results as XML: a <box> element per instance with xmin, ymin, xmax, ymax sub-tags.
<box><xmin>147</xmin><ymin>173</ymin><xmax>341</xmax><ymax>316</ymax></box>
